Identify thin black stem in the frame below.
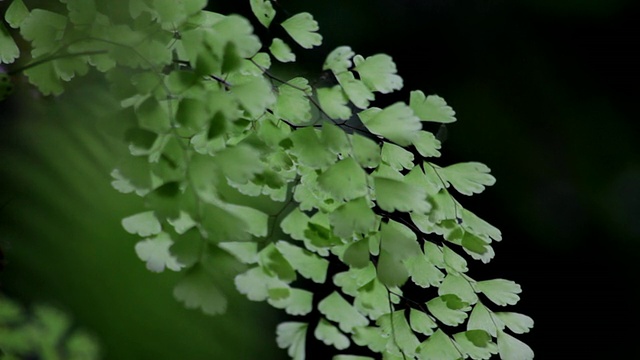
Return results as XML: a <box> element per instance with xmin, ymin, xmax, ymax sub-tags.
<box><xmin>423</xmin><ymin>162</ymin><xmax>461</xmax><ymax>223</ymax></box>
<box><xmin>265</xmin><ymin>177</ymin><xmax>300</xmax><ymax>243</ymax></box>
<box><xmin>386</xmin><ymin>286</ymin><xmax>408</xmax><ymax>360</ymax></box>
<box><xmin>386</xmin><ymin>289</ymin><xmax>429</xmax><ymax>315</ymax></box>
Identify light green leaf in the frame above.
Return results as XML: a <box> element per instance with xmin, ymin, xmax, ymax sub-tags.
<box><xmin>20</xmin><ymin>9</ymin><xmax>67</xmax><ymax>57</ymax></box>
<box><xmin>333</xmin><ymin>263</ymin><xmax>377</xmax><ymax>297</ymax></box>
<box><xmin>252</xmin><ymin>51</ymin><xmax>272</xmax><ymax>69</ymax></box>
<box><xmin>218</xmin><ymin>242</ymin><xmax>258</xmax><ymax>264</ymax></box>
<box><xmin>376</xmin><ymin>221</ymin><xmax>419</xmax><ymax>286</ymax></box>
<box><xmin>23</xmin><ymin>60</ymin><xmax>64</xmax><ymax>96</ymax></box>
<box><xmin>423</xmin><ymin>241</ymin><xmax>445</xmax><ymax>268</ymax></box>
<box><xmin>276</xmin><ymin>322</ymin><xmax>308</xmax><ymax>360</ymax></box>
<box><xmin>220</xmin><ymin>202</ymin><xmax>269</xmax><ymax>238</ymax></box>
<box><xmin>416</xmin><ymin>329</ymin><xmax>460</xmax><ymax>360</ymax></box>
<box><xmin>381</xmin><ymin>142</ymin><xmax>414</xmax><ymax>171</ymax></box>
<box><xmin>317</xmin><ymin>86</ymin><xmax>352</xmax><ymax>120</ymax></box>
<box><xmin>288</xmin><ymin>127</ymin><xmax>336</xmax><ymax>168</ymax></box>
<box><xmin>427</xmin><ymin>189</ymin><xmax>460</xmax><ymax>224</ymax></box>
<box><xmin>175</xmin><ymin>97</ymin><xmax>210</xmax><ymax>134</ymax></box>
<box><xmin>376</xmin><ymin>249</ymin><xmax>408</xmax><ymax>287</ymax></box>
<box><xmin>259</xmin><ymin>243</ymin><xmax>297</xmax><ymax>282</ymax></box>
<box><xmin>377</xmin><ymin>310</ymin><xmax>420</xmax><ymax>357</ymax></box>
<box><xmin>152</xmin><ymin>0</ymin><xmax>188</xmax><ymax>23</ymax></box>
<box><xmin>275</xmin><ymin>241</ymin><xmax>329</xmax><ymax>283</ymax></box>
<box><xmin>0</xmin><ymin>23</ymin><xmax>20</xmax><ymax>64</ymax></box>
<box><xmin>274</xmin><ymin>77</ymin><xmax>312</xmax><ymax>124</ymax></box>
<box><xmin>182</xmin><ymin>0</ymin><xmax>208</xmax><ymax>14</ymax></box>
<box><xmin>453</xmin><ymin>330</ymin><xmax>497</xmax><ymax>360</ymax></box>
<box><xmin>5</xmin><ymin>0</ymin><xmax>29</xmax><ymax>29</ymax></box>
<box><xmin>358</xmin><ymin>102</ymin><xmax>421</xmax><ymax>146</ymax></box>
<box><xmin>303</xmin><ymin>218</ymin><xmax>342</xmax><ymax>252</ymax></box>
<box><xmin>330</xmin><ymin>197</ymin><xmax>377</xmax><ymax>239</ymax></box>
<box><xmin>257</xmin><ymin>113</ymin><xmax>292</xmax><ymax>147</ymax></box>
<box><xmin>63</xmin><ymin>0</ymin><xmax>97</xmax><ymax>25</ymax></box>
<box><xmin>129</xmin><ymin>38</ymin><xmax>172</xmax><ymax>68</ymax></box>
<box><xmin>323</xmin><ymin>46</ymin><xmax>355</xmax><ymax>73</ymax></box>
<box><xmin>476</xmin><ymin>279</ymin><xmax>521</xmax><ymax>306</ymax></box>
<box><xmin>294</xmin><ymin>169</ymin><xmax>340</xmax><ymax>213</ymax></box>
<box><xmin>374</xmin><ymin>177</ymin><xmax>430</xmax><ymax>213</ymax></box>
<box><xmin>461</xmin><ymin>231</ymin><xmax>490</xmax><ymax>255</ymax></box>
<box><xmin>412</xmin><ymin>131</ymin><xmax>441</xmax><ymax>157</ymax></box>
<box><xmin>199</xmin><ymin>202</ymin><xmax>255</xmax><ymax>242</ymax></box>
<box><xmin>281</xmin><ymin>207</ymin><xmax>312</xmax><ymax>241</ymax></box>
<box><xmin>270</xmin><ymin>38</ymin><xmax>296</xmax><ymax>62</ymax></box>
<box><xmin>352</xmin><ymin>326</ymin><xmax>387</xmax><ymax>353</ymax></box>
<box><xmin>342</xmin><ymin>238</ymin><xmax>371</xmax><ymax>268</ymax></box>
<box><xmin>336</xmin><ymin>71</ymin><xmax>374</xmax><ymax>109</ymax></box>
<box><xmin>122</xmin><ymin>211</ymin><xmax>162</xmax><ymax>237</ymax></box>
<box><xmin>232</xmin><ymin>75</ymin><xmax>276</xmax><ymax>117</ymax></box>
<box><xmin>164</xmin><ymin>70</ymin><xmax>198</xmax><ymax>94</ymax></box>
<box><xmin>350</xmin><ymin>134</ymin><xmax>381</xmax><ymax>168</ymax></box>
<box><xmin>235</xmin><ymin>266</ymin><xmax>289</xmax><ymax>301</ymax></box>
<box><xmin>281</xmin><ymin>12</ymin><xmax>322</xmax><ymax>49</ymax></box>
<box><xmin>439</xmin><ymin>273</ymin><xmax>478</xmax><ymax>305</ymax></box>
<box><xmin>318</xmin><ymin>292</ymin><xmax>369</xmax><ymax>333</ymax></box>
<box><xmin>250</xmin><ymin>0</ymin><xmax>276</xmax><ymax>28</ymax></box>
<box><xmin>405</xmin><ymin>165</ymin><xmax>442</xmax><ymax>199</ymax></box>
<box><xmin>468</xmin><ymin>302</ymin><xmax>497</xmax><ymax>337</ymax></box>
<box><xmin>409</xmin><ymin>91</ymin><xmax>456</xmax><ymax>123</ymax></box>
<box><xmin>404</xmin><ymin>252</ymin><xmax>445</xmax><ymax>288</ymax></box>
<box><xmin>497</xmin><ymin>330</ymin><xmax>534</xmax><ymax>360</ymax></box>
<box><xmin>380</xmin><ymin>221</ymin><xmax>420</xmax><ymax>260</ymax></box>
<box><xmin>442</xmin><ymin>245</ymin><xmax>468</xmax><ymax>274</ymax></box>
<box><xmin>315</xmin><ymin>318</ymin><xmax>350</xmax><ymax>350</ymax></box>
<box><xmin>353</xmin><ymin>54</ymin><xmax>403</xmax><ymax>94</ymax></box>
<box><xmin>426</xmin><ymin>294</ymin><xmax>471</xmax><ymax>326</ymax></box>
<box><xmin>409</xmin><ymin>308</ymin><xmax>437</xmax><ymax>336</ymax></box>
<box><xmin>173</xmin><ymin>266</ymin><xmax>227</xmax><ymax>315</ymax></box>
<box><xmin>321</xmin><ymin>122</ymin><xmax>350</xmax><ymax>155</ymax></box>
<box><xmin>268</xmin><ymin>288</ymin><xmax>313</xmax><ymax>316</ymax></box>
<box><xmin>440</xmin><ymin>162</ymin><xmax>496</xmax><ymax>196</ymax></box>
<box><xmin>318</xmin><ymin>157</ymin><xmax>368</xmax><ymax>202</ymax></box>
<box><xmin>460</xmin><ymin>208</ymin><xmax>502</xmax><ymax>242</ymax></box>
<box><xmin>495</xmin><ymin>312</ymin><xmax>534</xmax><ymax>334</ymax></box>
<box><xmin>135</xmin><ymin>96</ymin><xmax>171</xmax><ymax>134</ymax></box>
<box><xmin>353</xmin><ymin>278</ymin><xmax>392</xmax><ymax>320</ymax></box>
<box><xmin>216</xmin><ymin>145</ymin><xmax>265</xmax><ymax>184</ymax></box>
<box><xmin>188</xmin><ymin>153</ymin><xmax>219</xmax><ymax>202</ymax></box>
<box><xmin>214</xmin><ymin>15</ymin><xmax>261</xmax><ymax>58</ymax></box>
<box><xmin>135</xmin><ymin>232</ymin><xmax>183</xmax><ymax>272</ymax></box>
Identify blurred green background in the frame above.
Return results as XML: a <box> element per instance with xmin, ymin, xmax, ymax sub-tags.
<box><xmin>2</xmin><ymin>0</ymin><xmax>639</xmax><ymax>358</ymax></box>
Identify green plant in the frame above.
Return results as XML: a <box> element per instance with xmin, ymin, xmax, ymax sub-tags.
<box><xmin>1</xmin><ymin>1</ymin><xmax>533</xmax><ymax>358</ymax></box>
<box><xmin>0</xmin><ymin>296</ymin><xmax>100</xmax><ymax>360</ymax></box>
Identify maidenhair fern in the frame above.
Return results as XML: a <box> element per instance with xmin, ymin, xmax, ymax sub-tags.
<box><xmin>0</xmin><ymin>1</ymin><xmax>533</xmax><ymax>358</ymax></box>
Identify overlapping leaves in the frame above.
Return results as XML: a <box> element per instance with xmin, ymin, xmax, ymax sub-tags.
<box><xmin>1</xmin><ymin>1</ymin><xmax>532</xmax><ymax>359</ymax></box>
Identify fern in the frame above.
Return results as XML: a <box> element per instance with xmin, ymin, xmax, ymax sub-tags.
<box><xmin>0</xmin><ymin>1</ymin><xmax>533</xmax><ymax>358</ymax></box>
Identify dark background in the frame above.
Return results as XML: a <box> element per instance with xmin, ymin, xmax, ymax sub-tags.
<box><xmin>2</xmin><ymin>0</ymin><xmax>639</xmax><ymax>358</ymax></box>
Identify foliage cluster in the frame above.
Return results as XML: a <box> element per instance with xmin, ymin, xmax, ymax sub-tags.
<box><xmin>0</xmin><ymin>296</ymin><xmax>99</xmax><ymax>359</ymax></box>
<box><xmin>1</xmin><ymin>1</ymin><xmax>533</xmax><ymax>358</ymax></box>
